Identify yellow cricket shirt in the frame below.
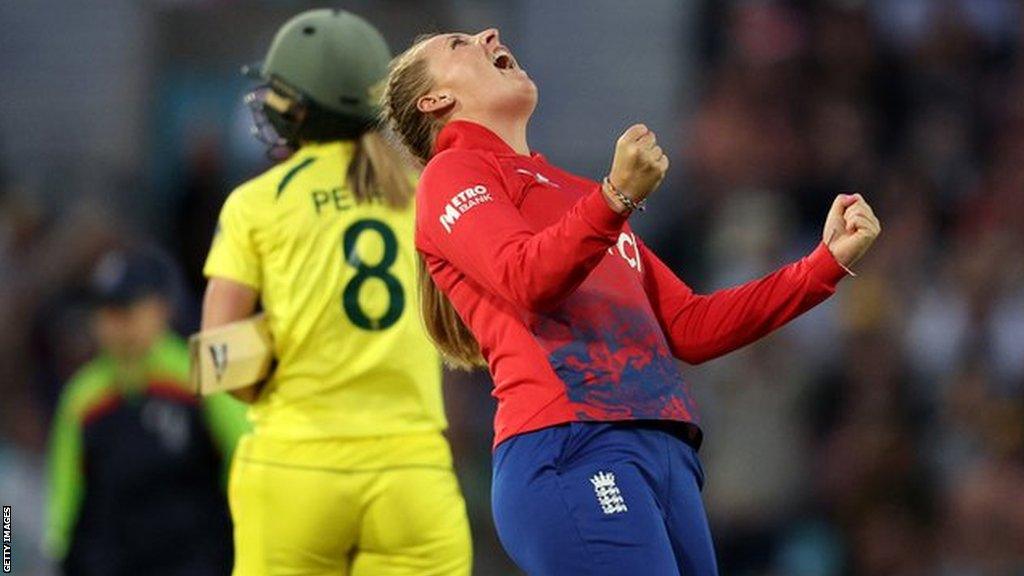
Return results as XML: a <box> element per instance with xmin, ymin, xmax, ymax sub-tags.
<box><xmin>204</xmin><ymin>141</ymin><xmax>445</xmax><ymax>439</ymax></box>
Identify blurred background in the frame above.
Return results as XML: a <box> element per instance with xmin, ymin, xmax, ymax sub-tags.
<box><xmin>2</xmin><ymin>0</ymin><xmax>1023</xmax><ymax>574</ymax></box>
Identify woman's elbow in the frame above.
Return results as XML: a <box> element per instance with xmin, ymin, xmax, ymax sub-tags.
<box><xmin>500</xmin><ymin>274</ymin><xmax>567</xmax><ymax>314</ymax></box>
<box><xmin>202</xmin><ymin>278</ymin><xmax>259</xmax><ymax>329</ymax></box>
<box><xmin>673</xmin><ymin>344</ymin><xmax>716</xmax><ymax>366</ymax></box>
<box><xmin>514</xmin><ymin>289</ymin><xmax>564</xmax><ymax>314</ymax></box>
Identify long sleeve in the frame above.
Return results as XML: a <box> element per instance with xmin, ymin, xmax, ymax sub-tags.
<box><xmin>417</xmin><ymin>149</ymin><xmax>628</xmax><ymax>313</ymax></box>
<box><xmin>45</xmin><ymin>394</ymin><xmax>85</xmax><ymax>561</ymax></box>
<box><xmin>642</xmin><ymin>242</ymin><xmax>849</xmax><ymax>364</ymax></box>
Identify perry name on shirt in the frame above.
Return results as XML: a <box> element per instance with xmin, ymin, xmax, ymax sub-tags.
<box><xmin>312</xmin><ymin>187</ymin><xmax>355</xmax><ymax>215</ymax></box>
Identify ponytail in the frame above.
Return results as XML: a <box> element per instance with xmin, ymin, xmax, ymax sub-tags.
<box><xmin>382</xmin><ymin>35</ymin><xmax>485</xmax><ymax>369</ymax></box>
<box><xmin>418</xmin><ymin>256</ymin><xmax>486</xmax><ymax>369</ymax></box>
<box><xmin>347</xmin><ymin>130</ymin><xmax>414</xmax><ymax>208</ymax></box>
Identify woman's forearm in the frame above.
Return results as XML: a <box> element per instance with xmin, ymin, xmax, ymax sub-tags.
<box><xmin>643</xmin><ymin>242</ymin><xmax>848</xmax><ymax>364</ymax></box>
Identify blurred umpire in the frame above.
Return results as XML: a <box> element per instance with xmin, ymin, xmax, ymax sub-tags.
<box><xmin>44</xmin><ymin>249</ymin><xmax>249</xmax><ymax>576</ymax></box>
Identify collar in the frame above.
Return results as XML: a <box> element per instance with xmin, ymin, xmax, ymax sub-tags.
<box><xmin>434</xmin><ymin>120</ymin><xmax>545</xmax><ymax>162</ymax></box>
<box><xmin>98</xmin><ymin>332</ymin><xmax>179</xmax><ymax>393</ymax></box>
<box><xmin>297</xmin><ymin>140</ymin><xmax>356</xmax><ymax>157</ymax></box>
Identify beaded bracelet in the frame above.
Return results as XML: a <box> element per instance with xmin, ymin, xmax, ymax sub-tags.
<box><xmin>602</xmin><ymin>177</ymin><xmax>646</xmax><ymax>213</ymax></box>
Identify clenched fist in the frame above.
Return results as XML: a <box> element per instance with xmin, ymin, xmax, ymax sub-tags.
<box><xmin>603</xmin><ymin>124</ymin><xmax>670</xmax><ymax>213</ymax></box>
<box><xmin>823</xmin><ymin>193</ymin><xmax>881</xmax><ymax>269</ymax></box>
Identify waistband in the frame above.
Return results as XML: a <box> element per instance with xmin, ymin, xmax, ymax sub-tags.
<box><xmin>603</xmin><ymin>419</ymin><xmax>704</xmax><ymax>452</ymax></box>
<box><xmin>233</xmin><ymin>429</ymin><xmax>455</xmax><ymax>472</ymax></box>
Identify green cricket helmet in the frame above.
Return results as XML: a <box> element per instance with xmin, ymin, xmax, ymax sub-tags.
<box><xmin>244</xmin><ymin>9</ymin><xmax>391</xmax><ymax>150</ymax></box>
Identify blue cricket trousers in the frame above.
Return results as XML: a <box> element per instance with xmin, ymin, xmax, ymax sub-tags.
<box><xmin>492</xmin><ymin>421</ymin><xmax>718</xmax><ymax>575</ymax></box>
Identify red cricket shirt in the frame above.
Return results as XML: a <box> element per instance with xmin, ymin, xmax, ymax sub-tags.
<box><xmin>416</xmin><ymin>120</ymin><xmax>848</xmax><ymax>447</ymax></box>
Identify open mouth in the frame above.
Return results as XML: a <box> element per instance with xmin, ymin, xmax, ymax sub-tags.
<box><xmin>492</xmin><ymin>50</ymin><xmax>516</xmax><ymax>71</ymax></box>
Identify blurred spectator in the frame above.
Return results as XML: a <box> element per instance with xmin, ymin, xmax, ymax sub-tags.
<box><xmin>44</xmin><ymin>249</ymin><xmax>248</xmax><ymax>576</ymax></box>
<box><xmin>681</xmin><ymin>1</ymin><xmax>1024</xmax><ymax>574</ymax></box>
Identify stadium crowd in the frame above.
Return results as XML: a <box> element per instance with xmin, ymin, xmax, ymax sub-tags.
<box><xmin>684</xmin><ymin>2</ymin><xmax>1024</xmax><ymax>574</ymax></box>
<box><xmin>0</xmin><ymin>1</ymin><xmax>1021</xmax><ymax>574</ymax></box>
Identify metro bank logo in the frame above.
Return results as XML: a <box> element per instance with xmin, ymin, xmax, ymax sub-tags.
<box><xmin>440</xmin><ymin>185</ymin><xmax>493</xmax><ymax>233</ymax></box>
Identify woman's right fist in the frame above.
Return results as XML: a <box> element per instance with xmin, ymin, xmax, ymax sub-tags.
<box><xmin>604</xmin><ymin>124</ymin><xmax>670</xmax><ymax>213</ymax></box>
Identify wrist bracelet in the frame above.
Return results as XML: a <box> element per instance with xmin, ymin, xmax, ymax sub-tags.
<box><xmin>602</xmin><ymin>177</ymin><xmax>646</xmax><ymax>213</ymax></box>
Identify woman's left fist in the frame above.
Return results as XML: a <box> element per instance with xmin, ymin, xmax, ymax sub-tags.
<box><xmin>823</xmin><ymin>193</ymin><xmax>881</xmax><ymax>270</ymax></box>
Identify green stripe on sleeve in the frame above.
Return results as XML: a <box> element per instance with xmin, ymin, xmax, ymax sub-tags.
<box><xmin>45</xmin><ymin>391</ymin><xmax>86</xmax><ymax>559</ymax></box>
<box><xmin>44</xmin><ymin>360</ymin><xmax>117</xmax><ymax>560</ymax></box>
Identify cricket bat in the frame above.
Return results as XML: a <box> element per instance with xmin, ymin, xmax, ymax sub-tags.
<box><xmin>189</xmin><ymin>314</ymin><xmax>274</xmax><ymax>395</ymax></box>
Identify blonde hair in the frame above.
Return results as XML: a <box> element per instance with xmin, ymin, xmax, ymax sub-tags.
<box><xmin>348</xmin><ymin>130</ymin><xmax>414</xmax><ymax>208</ymax></box>
<box><xmin>381</xmin><ymin>34</ymin><xmax>443</xmax><ymax>164</ymax></box>
<box><xmin>383</xmin><ymin>34</ymin><xmax>486</xmax><ymax>369</ymax></box>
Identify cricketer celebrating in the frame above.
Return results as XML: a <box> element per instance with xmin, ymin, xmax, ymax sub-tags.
<box><xmin>200</xmin><ymin>10</ymin><xmax>470</xmax><ymax>576</ymax></box>
<box><xmin>383</xmin><ymin>29</ymin><xmax>880</xmax><ymax>575</ymax></box>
